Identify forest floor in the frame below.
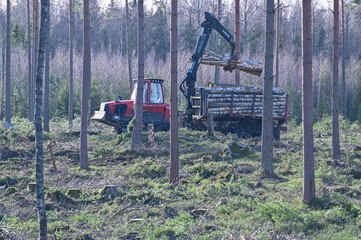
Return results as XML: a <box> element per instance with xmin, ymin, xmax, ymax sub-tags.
<box><xmin>1</xmin><ymin>117</ymin><xmax>361</xmax><ymax>240</ymax></box>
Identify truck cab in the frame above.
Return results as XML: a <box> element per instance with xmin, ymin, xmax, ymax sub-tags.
<box><xmin>91</xmin><ymin>79</ymin><xmax>170</xmax><ymax>132</ymax></box>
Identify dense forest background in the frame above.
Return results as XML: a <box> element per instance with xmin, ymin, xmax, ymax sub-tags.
<box><xmin>0</xmin><ymin>0</ymin><xmax>361</xmax><ymax>124</ymax></box>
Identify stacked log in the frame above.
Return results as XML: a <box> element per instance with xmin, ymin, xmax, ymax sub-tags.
<box><xmin>197</xmin><ymin>50</ymin><xmax>263</xmax><ymax>76</ymax></box>
<box><xmin>198</xmin><ymin>83</ymin><xmax>287</xmax><ymax>119</ymax></box>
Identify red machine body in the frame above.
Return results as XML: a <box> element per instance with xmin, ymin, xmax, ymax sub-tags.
<box><xmin>91</xmin><ymin>79</ymin><xmax>170</xmax><ymax>133</ymax></box>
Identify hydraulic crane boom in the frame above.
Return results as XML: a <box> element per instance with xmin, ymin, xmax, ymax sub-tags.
<box><xmin>180</xmin><ymin>12</ymin><xmax>237</xmax><ymax>110</ymax></box>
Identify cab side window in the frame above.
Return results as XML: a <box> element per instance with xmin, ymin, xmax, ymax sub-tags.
<box><xmin>149</xmin><ymin>83</ymin><xmax>163</xmax><ymax>104</ymax></box>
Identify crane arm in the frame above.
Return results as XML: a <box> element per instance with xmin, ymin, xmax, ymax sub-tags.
<box><xmin>180</xmin><ymin>12</ymin><xmax>237</xmax><ymax>110</ymax></box>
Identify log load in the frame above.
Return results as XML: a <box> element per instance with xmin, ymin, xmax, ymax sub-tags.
<box><xmin>191</xmin><ymin>82</ymin><xmax>288</xmax><ymax>120</ymax></box>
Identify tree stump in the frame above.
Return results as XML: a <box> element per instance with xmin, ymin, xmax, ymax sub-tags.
<box><xmin>148</xmin><ymin>124</ymin><xmax>155</xmax><ymax>146</ymax></box>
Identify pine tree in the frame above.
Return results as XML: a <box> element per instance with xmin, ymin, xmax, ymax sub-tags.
<box><xmin>261</xmin><ymin>0</ymin><xmax>275</xmax><ymax>175</ymax></box>
<box><xmin>170</xmin><ymin>0</ymin><xmax>179</xmax><ymax>184</ymax></box>
<box><xmin>302</xmin><ymin>0</ymin><xmax>315</xmax><ymax>203</ymax></box>
<box><xmin>332</xmin><ymin>0</ymin><xmax>341</xmax><ymax>160</ymax></box>
<box><xmin>131</xmin><ymin>0</ymin><xmax>144</xmax><ymax>152</ymax></box>
<box><xmin>80</xmin><ymin>0</ymin><xmax>91</xmax><ymax>169</ymax></box>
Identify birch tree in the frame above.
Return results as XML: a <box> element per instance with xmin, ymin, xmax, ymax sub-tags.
<box><xmin>35</xmin><ymin>0</ymin><xmax>49</xmax><ymax>237</ymax></box>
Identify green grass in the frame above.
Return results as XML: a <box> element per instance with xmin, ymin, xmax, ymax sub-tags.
<box><xmin>1</xmin><ymin>116</ymin><xmax>361</xmax><ymax>239</ymax></box>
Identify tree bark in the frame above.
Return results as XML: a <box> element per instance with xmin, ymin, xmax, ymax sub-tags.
<box><xmin>125</xmin><ymin>0</ymin><xmax>133</xmax><ymax>96</ymax></box>
<box><xmin>243</xmin><ymin>0</ymin><xmax>248</xmax><ymax>54</ymax></box>
<box><xmin>132</xmin><ymin>0</ymin><xmax>144</xmax><ymax>152</ymax></box>
<box><xmin>261</xmin><ymin>0</ymin><xmax>275</xmax><ymax>175</ymax></box>
<box><xmin>214</xmin><ymin>0</ymin><xmax>222</xmax><ymax>84</ymax></box>
<box><xmin>35</xmin><ymin>0</ymin><xmax>49</xmax><ymax>238</ymax></box>
<box><xmin>1</xmin><ymin>39</ymin><xmax>5</xmax><ymax>121</ymax></box>
<box><xmin>44</xmin><ymin>1</ymin><xmax>50</xmax><ymax>132</ymax></box>
<box><xmin>80</xmin><ymin>0</ymin><xmax>91</xmax><ymax>169</ymax></box>
<box><xmin>31</xmin><ymin>0</ymin><xmax>39</xmax><ymax>123</ymax></box>
<box><xmin>332</xmin><ymin>0</ymin><xmax>341</xmax><ymax>160</ymax></box>
<box><xmin>27</xmin><ymin>0</ymin><xmax>32</xmax><ymax>122</ymax></box>
<box><xmin>341</xmin><ymin>0</ymin><xmax>346</xmax><ymax>119</ymax></box>
<box><xmin>5</xmin><ymin>0</ymin><xmax>11</xmax><ymax>123</ymax></box>
<box><xmin>169</xmin><ymin>0</ymin><xmax>179</xmax><ymax>184</ymax></box>
<box><xmin>302</xmin><ymin>0</ymin><xmax>315</xmax><ymax>204</ymax></box>
<box><xmin>69</xmin><ymin>0</ymin><xmax>74</xmax><ymax>129</ymax></box>
<box><xmin>275</xmin><ymin>0</ymin><xmax>280</xmax><ymax>87</ymax></box>
<box><xmin>235</xmin><ymin>0</ymin><xmax>240</xmax><ymax>85</ymax></box>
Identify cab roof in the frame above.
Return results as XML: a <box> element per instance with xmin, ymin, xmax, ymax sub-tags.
<box><xmin>133</xmin><ymin>79</ymin><xmax>164</xmax><ymax>83</ymax></box>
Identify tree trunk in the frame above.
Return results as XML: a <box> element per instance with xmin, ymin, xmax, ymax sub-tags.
<box><xmin>35</xmin><ymin>1</ymin><xmax>49</xmax><ymax>238</ymax></box>
<box><xmin>261</xmin><ymin>0</ymin><xmax>275</xmax><ymax>175</ymax></box>
<box><xmin>1</xmin><ymin>39</ymin><xmax>5</xmax><ymax>121</ymax></box>
<box><xmin>275</xmin><ymin>0</ymin><xmax>280</xmax><ymax>87</ymax></box>
<box><xmin>44</xmin><ymin>2</ymin><xmax>50</xmax><ymax>132</ymax></box>
<box><xmin>80</xmin><ymin>0</ymin><xmax>91</xmax><ymax>169</ymax></box>
<box><xmin>169</xmin><ymin>0</ymin><xmax>179</xmax><ymax>184</ymax></box>
<box><xmin>243</xmin><ymin>0</ymin><xmax>248</xmax><ymax>54</ymax></box>
<box><xmin>214</xmin><ymin>0</ymin><xmax>222</xmax><ymax>84</ymax></box>
<box><xmin>69</xmin><ymin>0</ymin><xmax>74</xmax><ymax>129</ymax></box>
<box><xmin>125</xmin><ymin>0</ymin><xmax>133</xmax><ymax>96</ymax></box>
<box><xmin>302</xmin><ymin>0</ymin><xmax>315</xmax><ymax>204</ymax></box>
<box><xmin>5</xmin><ymin>0</ymin><xmax>11</xmax><ymax>123</ymax></box>
<box><xmin>27</xmin><ymin>0</ymin><xmax>32</xmax><ymax>122</ymax></box>
<box><xmin>31</xmin><ymin>0</ymin><xmax>39</xmax><ymax>123</ymax></box>
<box><xmin>132</xmin><ymin>0</ymin><xmax>144</xmax><ymax>152</ymax></box>
<box><xmin>341</xmin><ymin>0</ymin><xmax>346</xmax><ymax>119</ymax></box>
<box><xmin>235</xmin><ymin>0</ymin><xmax>240</xmax><ymax>85</ymax></box>
<box><xmin>332</xmin><ymin>0</ymin><xmax>341</xmax><ymax>160</ymax></box>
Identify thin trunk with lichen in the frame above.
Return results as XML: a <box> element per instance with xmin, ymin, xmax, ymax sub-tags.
<box><xmin>35</xmin><ymin>0</ymin><xmax>49</xmax><ymax>238</ymax></box>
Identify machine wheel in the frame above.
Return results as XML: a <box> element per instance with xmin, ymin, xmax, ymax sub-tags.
<box><xmin>154</xmin><ymin>122</ymin><xmax>170</xmax><ymax>132</ymax></box>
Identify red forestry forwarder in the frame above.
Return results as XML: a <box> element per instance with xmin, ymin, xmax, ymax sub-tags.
<box><xmin>91</xmin><ymin>12</ymin><xmax>288</xmax><ymax>139</ymax></box>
